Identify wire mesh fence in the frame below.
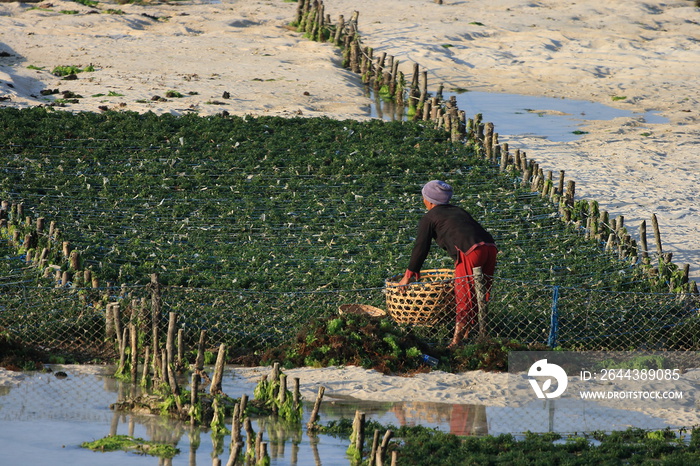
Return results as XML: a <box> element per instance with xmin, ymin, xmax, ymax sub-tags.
<box><xmin>2</xmin><ymin>270</ymin><xmax>698</xmax><ymax>360</ymax></box>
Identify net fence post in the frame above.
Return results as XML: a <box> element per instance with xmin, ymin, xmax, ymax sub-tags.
<box><xmin>149</xmin><ymin>273</ymin><xmax>163</xmax><ymax>375</ymax></box>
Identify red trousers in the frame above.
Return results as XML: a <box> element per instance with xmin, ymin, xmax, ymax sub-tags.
<box><xmin>454</xmin><ymin>243</ymin><xmax>497</xmax><ymax>327</ymax></box>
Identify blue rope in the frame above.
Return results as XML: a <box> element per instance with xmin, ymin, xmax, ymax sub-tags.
<box><xmin>548</xmin><ymin>286</ymin><xmax>560</xmax><ymax>347</ymax></box>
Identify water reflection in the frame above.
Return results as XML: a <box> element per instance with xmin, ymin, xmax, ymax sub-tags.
<box><xmin>392</xmin><ymin>403</ymin><xmax>488</xmax><ymax>437</ymax></box>
<box><xmin>0</xmin><ymin>366</ymin><xmax>687</xmax><ymax>465</ymax></box>
<box><xmin>366</xmin><ymin>87</ymin><xmax>406</xmax><ymax>122</ymax></box>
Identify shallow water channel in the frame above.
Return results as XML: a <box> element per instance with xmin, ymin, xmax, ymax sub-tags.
<box><xmin>369</xmin><ymin>90</ymin><xmax>667</xmax><ymax>142</ymax></box>
<box><xmin>0</xmin><ymin>365</ymin><xmax>682</xmax><ymax>465</ymax></box>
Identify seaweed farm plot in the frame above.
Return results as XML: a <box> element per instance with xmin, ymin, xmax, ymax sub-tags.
<box><xmin>0</xmin><ymin>108</ymin><xmax>657</xmax><ymax>291</ymax></box>
<box><xmin>0</xmin><ymin>108</ymin><xmax>697</xmax><ymax>355</ymax></box>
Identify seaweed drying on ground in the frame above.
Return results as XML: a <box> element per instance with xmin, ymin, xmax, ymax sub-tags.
<box><xmin>259</xmin><ymin>313</ymin><xmax>432</xmax><ymax>375</ymax></box>
<box><xmin>257</xmin><ymin>313</ymin><xmax>547</xmax><ymax>374</ymax></box>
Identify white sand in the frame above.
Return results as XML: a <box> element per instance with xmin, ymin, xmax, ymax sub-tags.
<box><xmin>233</xmin><ymin>364</ymin><xmax>700</xmax><ymax>430</ymax></box>
<box><xmin>1</xmin><ymin>0</ymin><xmax>699</xmax><ymax>432</ymax></box>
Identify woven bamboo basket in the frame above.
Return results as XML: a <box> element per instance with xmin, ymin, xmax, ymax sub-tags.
<box><xmin>384</xmin><ymin>269</ymin><xmax>455</xmax><ymax>326</ymax></box>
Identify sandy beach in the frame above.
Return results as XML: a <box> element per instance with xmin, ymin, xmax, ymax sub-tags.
<box><xmin>1</xmin><ymin>0</ymin><xmax>699</xmax><ymax>432</ymax></box>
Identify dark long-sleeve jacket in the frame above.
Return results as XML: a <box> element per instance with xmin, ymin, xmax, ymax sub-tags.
<box><xmin>407</xmin><ymin>204</ymin><xmax>495</xmax><ymax>274</ymax></box>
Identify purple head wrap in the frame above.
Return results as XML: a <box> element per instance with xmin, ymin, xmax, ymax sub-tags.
<box><xmin>421</xmin><ymin>180</ymin><xmax>453</xmax><ymax>205</ymax></box>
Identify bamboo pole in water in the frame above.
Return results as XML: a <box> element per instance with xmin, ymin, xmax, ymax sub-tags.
<box><xmin>190</xmin><ymin>372</ymin><xmax>199</xmax><ymax>425</ymax></box>
<box><xmin>369</xmin><ymin>430</ymin><xmax>380</xmax><ymax>466</ymax></box>
<box><xmin>352</xmin><ymin>410</ymin><xmax>366</xmax><ymax>460</ymax></box>
<box><xmin>210</xmin><ymin>343</ymin><xmax>226</xmax><ymax>395</ymax></box>
<box><xmin>306</xmin><ymin>386</ymin><xmax>325</xmax><ymax>431</ymax></box>
<box><xmin>195</xmin><ymin>330</ymin><xmax>207</xmax><ymax>372</ymax></box>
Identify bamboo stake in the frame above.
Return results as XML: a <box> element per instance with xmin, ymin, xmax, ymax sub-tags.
<box><xmin>390</xmin><ymin>58</ymin><xmax>399</xmax><ymax>97</ymax></box>
<box><xmin>375</xmin><ymin>430</ymin><xmax>394</xmax><ymax>466</ymax></box>
<box><xmin>190</xmin><ymin>372</ymin><xmax>199</xmax><ymax>425</ymax></box>
<box><xmin>414</xmin><ymin>71</ymin><xmax>428</xmax><ymax>120</ymax></box>
<box><xmin>255</xmin><ymin>432</ymin><xmax>263</xmax><ymax>463</ymax></box>
<box><xmin>316</xmin><ymin>2</ymin><xmax>325</xmax><ymax>42</ymax></box>
<box><xmin>112</xmin><ymin>303</ymin><xmax>123</xmax><ymax>350</ymax></box>
<box><xmin>271</xmin><ymin>361</ymin><xmax>281</xmax><ymax>384</ymax></box>
<box><xmin>195</xmin><ymin>329</ymin><xmax>207</xmax><ymax>372</ymax></box>
<box><xmin>651</xmin><ymin>213</ymin><xmax>664</xmax><ymax>260</ymax></box>
<box><xmin>369</xmin><ymin>429</ymin><xmax>380</xmax><ymax>466</ymax></box>
<box><xmin>354</xmin><ymin>410</ymin><xmax>365</xmax><ymax>459</ymax></box>
<box><xmin>390</xmin><ymin>69</ymin><xmax>403</xmax><ymax>105</ymax></box>
<box><xmin>362</xmin><ymin>47</ymin><xmax>373</xmax><ymax>83</ymax></box>
<box><xmin>210</xmin><ymin>343</ymin><xmax>226</xmax><ymax>395</ymax></box>
<box><xmin>244</xmin><ymin>418</ymin><xmax>255</xmax><ymax>461</ymax></box>
<box><xmin>293</xmin><ymin>377</ymin><xmax>301</xmax><ymax>411</ymax></box>
<box><xmin>294</xmin><ymin>0</ymin><xmax>305</xmax><ymax>26</ymax></box>
<box><xmin>483</xmin><ymin>122</ymin><xmax>493</xmax><ymax>159</ymax></box>
<box><xmin>240</xmin><ymin>393</ymin><xmax>248</xmax><ymax>416</ymax></box>
<box><xmin>306</xmin><ymin>386</ymin><xmax>325</xmax><ymax>431</ymax></box>
<box><xmin>333</xmin><ymin>14</ymin><xmax>344</xmax><ymax>46</ymax></box>
<box><xmin>150</xmin><ymin>273</ymin><xmax>162</xmax><ymax>372</ymax></box>
<box><xmin>606</xmin><ymin>233</ymin><xmax>615</xmax><ymax>252</ymax></box>
<box><xmin>69</xmin><ymin>250</ymin><xmax>80</xmax><ymax>271</ymax></box>
<box><xmin>226</xmin><ymin>438</ymin><xmax>242</xmax><ymax>466</ymax></box>
<box><xmin>259</xmin><ymin>442</ymin><xmax>269</xmax><ymax>465</ymax></box>
<box><xmin>166</xmin><ymin>312</ymin><xmax>177</xmax><ymax>372</ymax></box>
<box><xmin>165</xmin><ymin>350</ymin><xmax>182</xmax><ymax>411</ymax></box>
<box><xmin>105</xmin><ymin>303</ymin><xmax>116</xmax><ymax>341</ymax></box>
<box><xmin>499</xmin><ymin>143</ymin><xmax>509</xmax><ymax>171</ymax></box>
<box><xmin>565</xmin><ymin>180</ymin><xmax>575</xmax><ymax>207</ymax></box>
<box><xmin>117</xmin><ymin>327</ymin><xmax>128</xmax><ymax>375</ymax></box>
<box><xmin>177</xmin><ymin>328</ymin><xmax>184</xmax><ymax>370</ymax></box>
<box><xmin>350</xmin><ymin>38</ymin><xmax>361</xmax><ymax>73</ymax></box>
<box><xmin>278</xmin><ymin>373</ymin><xmax>287</xmax><ymax>405</ymax></box>
<box><xmin>141</xmin><ymin>346</ymin><xmax>151</xmax><ymax>388</ymax></box>
<box><xmin>639</xmin><ymin>220</ymin><xmax>649</xmax><ymax>263</ymax></box>
<box><xmin>374</xmin><ymin>52</ymin><xmax>386</xmax><ymax>90</ymax></box>
<box><xmin>130</xmin><ymin>322</ymin><xmax>138</xmax><ymax>384</ymax></box>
